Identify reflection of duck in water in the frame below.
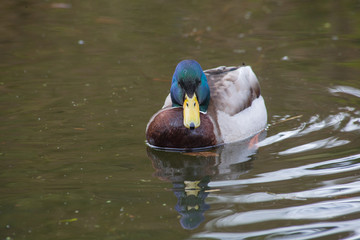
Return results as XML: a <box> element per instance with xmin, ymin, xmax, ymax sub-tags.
<box><xmin>173</xmin><ymin>178</ymin><xmax>210</xmax><ymax>230</ymax></box>
<box><xmin>147</xmin><ymin>132</ymin><xmax>266</xmax><ymax>230</ymax></box>
<box><xmin>146</xmin><ymin>60</ymin><xmax>267</xmax><ymax>150</ymax></box>
<box><xmin>148</xmin><ymin>149</ymin><xmax>215</xmax><ymax>230</ymax></box>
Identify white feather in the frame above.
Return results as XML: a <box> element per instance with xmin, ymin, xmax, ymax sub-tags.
<box><xmin>217</xmin><ymin>96</ymin><xmax>267</xmax><ymax>143</ymax></box>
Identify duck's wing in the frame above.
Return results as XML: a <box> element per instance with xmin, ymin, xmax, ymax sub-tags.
<box><xmin>204</xmin><ymin>65</ymin><xmax>261</xmax><ymax>116</ymax></box>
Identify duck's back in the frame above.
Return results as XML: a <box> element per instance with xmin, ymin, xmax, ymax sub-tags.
<box><xmin>204</xmin><ymin>65</ymin><xmax>267</xmax><ymax>143</ymax></box>
<box><xmin>204</xmin><ymin>65</ymin><xmax>261</xmax><ymax>116</ymax></box>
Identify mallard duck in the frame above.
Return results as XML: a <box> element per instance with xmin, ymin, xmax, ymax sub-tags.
<box><xmin>146</xmin><ymin>60</ymin><xmax>267</xmax><ymax>149</ymax></box>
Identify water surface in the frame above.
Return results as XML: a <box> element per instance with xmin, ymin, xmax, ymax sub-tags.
<box><xmin>1</xmin><ymin>1</ymin><xmax>360</xmax><ymax>239</ymax></box>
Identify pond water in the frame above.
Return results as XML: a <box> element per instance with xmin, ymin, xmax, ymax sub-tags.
<box><xmin>1</xmin><ymin>0</ymin><xmax>360</xmax><ymax>239</ymax></box>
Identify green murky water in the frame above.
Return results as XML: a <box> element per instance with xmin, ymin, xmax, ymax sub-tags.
<box><xmin>1</xmin><ymin>1</ymin><xmax>360</xmax><ymax>239</ymax></box>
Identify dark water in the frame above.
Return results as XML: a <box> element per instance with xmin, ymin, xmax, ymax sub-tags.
<box><xmin>1</xmin><ymin>0</ymin><xmax>360</xmax><ymax>239</ymax></box>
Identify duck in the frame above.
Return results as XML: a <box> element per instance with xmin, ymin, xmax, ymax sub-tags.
<box><xmin>146</xmin><ymin>59</ymin><xmax>267</xmax><ymax>149</ymax></box>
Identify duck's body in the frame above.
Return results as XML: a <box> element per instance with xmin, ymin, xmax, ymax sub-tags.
<box><xmin>146</xmin><ymin>60</ymin><xmax>267</xmax><ymax>149</ymax></box>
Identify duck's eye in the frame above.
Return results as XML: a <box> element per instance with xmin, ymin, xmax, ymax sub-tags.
<box><xmin>186</xmin><ymin>103</ymin><xmax>189</xmax><ymax>107</ymax></box>
<box><xmin>194</xmin><ymin>102</ymin><xmax>196</xmax><ymax>107</ymax></box>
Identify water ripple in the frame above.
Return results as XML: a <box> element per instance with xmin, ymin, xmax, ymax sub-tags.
<box><xmin>300</xmin><ymin>112</ymin><xmax>349</xmax><ymax>135</ymax></box>
<box><xmin>278</xmin><ymin>137</ymin><xmax>350</xmax><ymax>155</ymax></box>
<box><xmin>206</xmin><ymin>197</ymin><xmax>360</xmax><ymax>228</ymax></box>
<box><xmin>208</xmin><ymin>178</ymin><xmax>360</xmax><ymax>204</ymax></box>
<box><xmin>258</xmin><ymin>123</ymin><xmax>306</xmax><ymax>147</ymax></box>
<box><xmin>329</xmin><ymin>85</ymin><xmax>360</xmax><ymax>98</ymax></box>
<box><xmin>342</xmin><ymin>116</ymin><xmax>360</xmax><ymax>132</ymax></box>
<box><xmin>209</xmin><ymin>153</ymin><xmax>360</xmax><ymax>187</ymax></box>
<box><xmin>193</xmin><ymin>218</ymin><xmax>360</xmax><ymax>240</ymax></box>
<box><xmin>259</xmin><ymin>105</ymin><xmax>359</xmax><ymax>149</ymax></box>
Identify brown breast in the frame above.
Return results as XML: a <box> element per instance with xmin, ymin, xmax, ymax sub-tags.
<box><xmin>146</xmin><ymin>108</ymin><xmax>217</xmax><ymax>149</ymax></box>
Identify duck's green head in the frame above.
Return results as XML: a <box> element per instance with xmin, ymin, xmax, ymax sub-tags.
<box><xmin>170</xmin><ymin>60</ymin><xmax>210</xmax><ymax>130</ymax></box>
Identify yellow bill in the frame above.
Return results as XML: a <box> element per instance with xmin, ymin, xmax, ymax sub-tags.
<box><xmin>183</xmin><ymin>94</ymin><xmax>200</xmax><ymax>129</ymax></box>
